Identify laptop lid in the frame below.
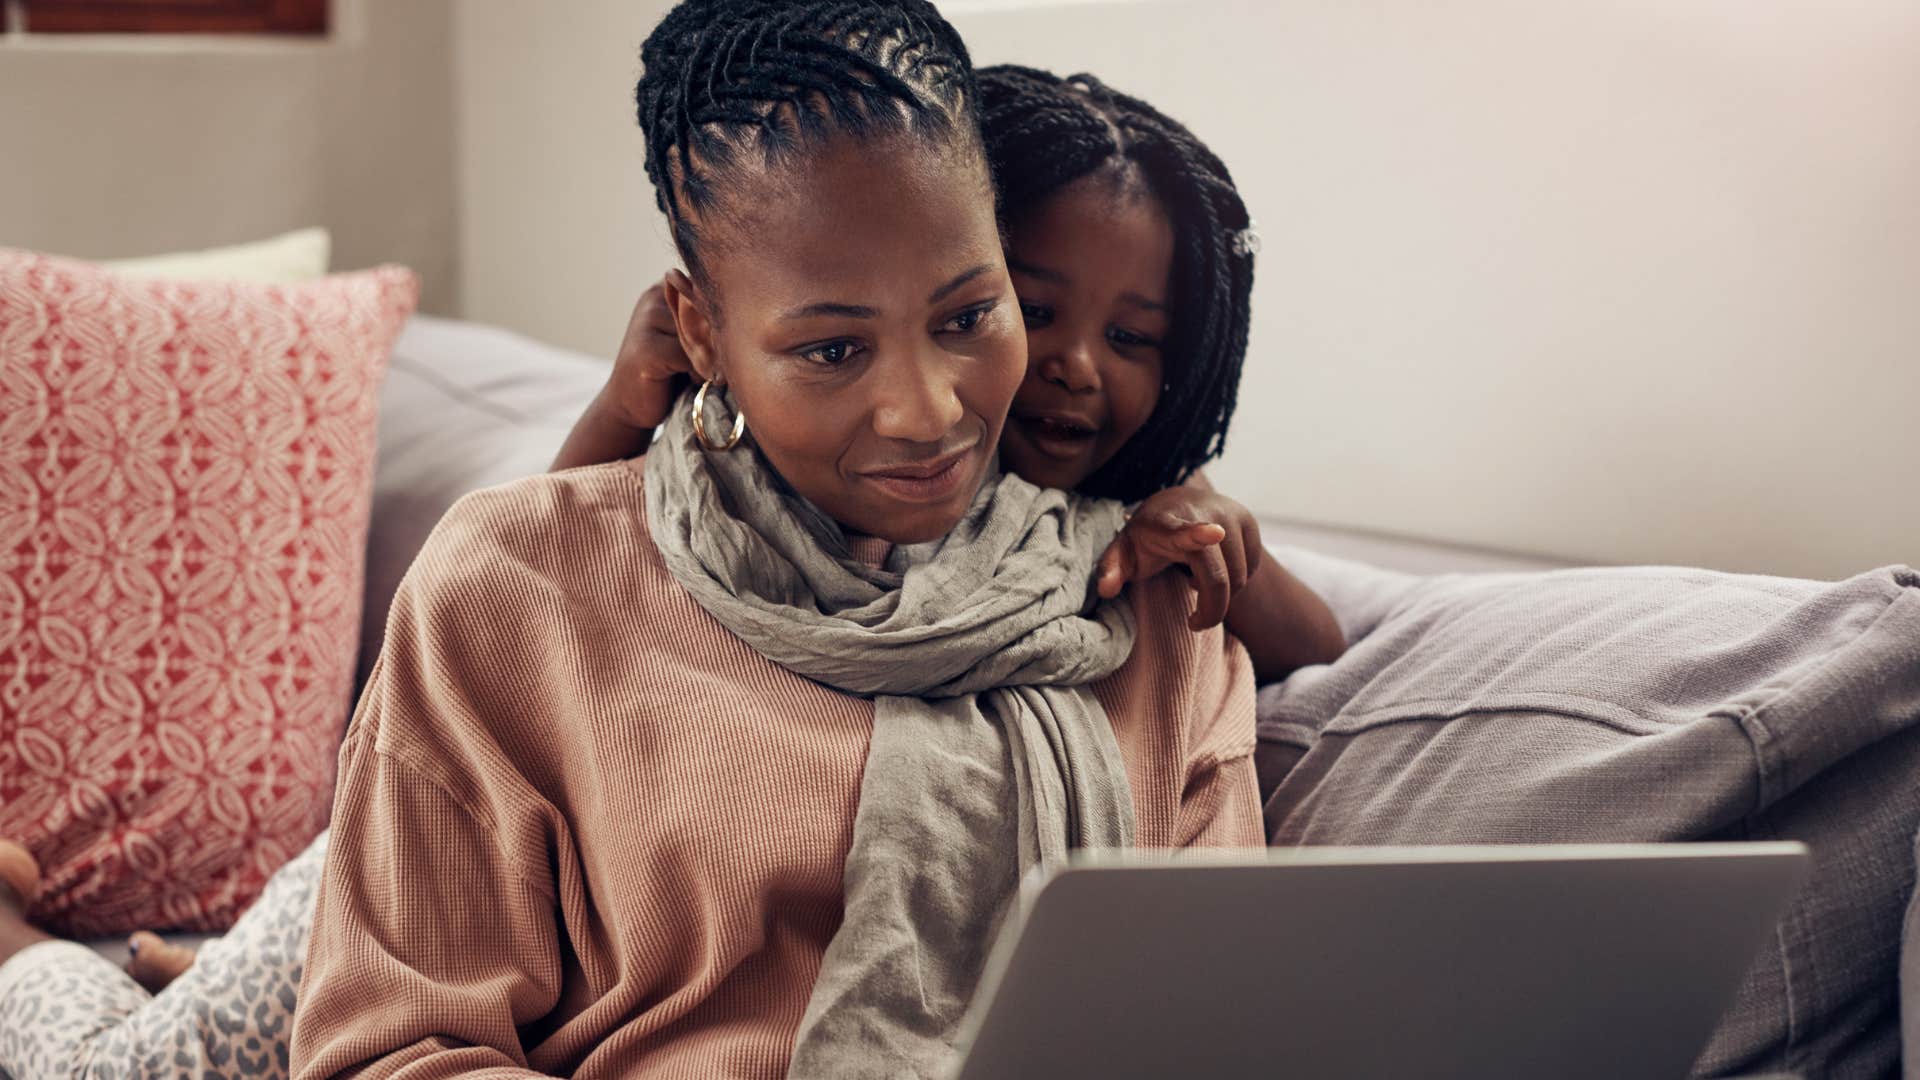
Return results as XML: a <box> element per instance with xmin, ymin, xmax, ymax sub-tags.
<box><xmin>952</xmin><ymin>843</ymin><xmax>1809</xmax><ymax>1080</ymax></box>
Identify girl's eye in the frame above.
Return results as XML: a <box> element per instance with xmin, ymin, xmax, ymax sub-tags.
<box><xmin>1107</xmin><ymin>326</ymin><xmax>1159</xmax><ymax>349</ymax></box>
<box><xmin>1020</xmin><ymin>302</ymin><xmax>1053</xmax><ymax>327</ymax></box>
<box><xmin>800</xmin><ymin>340</ymin><xmax>861</xmax><ymax>366</ymax></box>
<box><xmin>941</xmin><ymin>302</ymin><xmax>998</xmax><ymax>336</ymax></box>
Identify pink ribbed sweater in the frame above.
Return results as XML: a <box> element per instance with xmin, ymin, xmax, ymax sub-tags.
<box><xmin>290</xmin><ymin>458</ymin><xmax>1261</xmax><ymax>1079</ymax></box>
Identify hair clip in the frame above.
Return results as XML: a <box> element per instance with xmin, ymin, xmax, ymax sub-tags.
<box><xmin>1230</xmin><ymin>219</ymin><xmax>1262</xmax><ymax>257</ymax></box>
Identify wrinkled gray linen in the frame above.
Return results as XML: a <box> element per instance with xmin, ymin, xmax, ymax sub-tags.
<box><xmin>1256</xmin><ymin>562</ymin><xmax>1920</xmax><ymax>1079</ymax></box>
<box><xmin>643</xmin><ymin>392</ymin><xmax>1138</xmax><ymax>1080</ymax></box>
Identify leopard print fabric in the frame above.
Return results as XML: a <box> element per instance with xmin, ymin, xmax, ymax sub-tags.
<box><xmin>0</xmin><ymin>833</ymin><xmax>325</xmax><ymax>1080</ymax></box>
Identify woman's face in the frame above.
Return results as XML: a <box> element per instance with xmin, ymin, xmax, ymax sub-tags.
<box><xmin>997</xmin><ymin>172</ymin><xmax>1175</xmax><ymax>493</ymax></box>
<box><xmin>671</xmin><ymin>137</ymin><xmax>1024</xmax><ymax>545</ymax></box>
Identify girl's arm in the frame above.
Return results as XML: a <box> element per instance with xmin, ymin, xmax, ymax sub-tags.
<box><xmin>1096</xmin><ymin>476</ymin><xmax>1346</xmax><ymax>684</ymax></box>
<box><xmin>550</xmin><ymin>281</ymin><xmax>688</xmax><ymax>471</ymax></box>
<box><xmin>1186</xmin><ymin>471</ymin><xmax>1346</xmax><ymax>681</ymax></box>
<box><xmin>552</xmin><ymin>386</ymin><xmax>658</xmax><ymax>471</ymax></box>
<box><xmin>1221</xmin><ymin>553</ymin><xmax>1347</xmax><ymax>684</ymax></box>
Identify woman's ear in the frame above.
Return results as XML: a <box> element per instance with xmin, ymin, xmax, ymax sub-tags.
<box><xmin>661</xmin><ymin>269</ymin><xmax>723</xmax><ymax>384</ymax></box>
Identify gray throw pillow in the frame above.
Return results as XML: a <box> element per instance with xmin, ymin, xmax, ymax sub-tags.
<box><xmin>358</xmin><ymin>316</ymin><xmax>609</xmax><ymax>687</ymax></box>
<box><xmin>1256</xmin><ymin>563</ymin><xmax>1920</xmax><ymax>1078</ymax></box>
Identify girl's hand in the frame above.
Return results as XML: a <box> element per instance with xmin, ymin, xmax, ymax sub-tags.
<box><xmin>1095</xmin><ymin>488</ymin><xmax>1264</xmax><ymax>630</ymax></box>
<box><xmin>605</xmin><ymin>280</ymin><xmax>695</xmax><ymax>430</ymax></box>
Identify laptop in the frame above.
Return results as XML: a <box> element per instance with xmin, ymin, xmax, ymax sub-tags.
<box><xmin>951</xmin><ymin>843</ymin><xmax>1809</xmax><ymax>1080</ymax></box>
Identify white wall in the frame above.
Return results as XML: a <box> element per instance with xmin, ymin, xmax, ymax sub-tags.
<box><xmin>0</xmin><ymin>0</ymin><xmax>460</xmax><ymax>312</ymax></box>
<box><xmin>450</xmin><ymin>0</ymin><xmax>1920</xmax><ymax>579</ymax></box>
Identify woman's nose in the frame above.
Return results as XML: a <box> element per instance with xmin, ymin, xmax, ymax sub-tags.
<box><xmin>1038</xmin><ymin>337</ymin><xmax>1101</xmax><ymax>393</ymax></box>
<box><xmin>871</xmin><ymin>349</ymin><xmax>965</xmax><ymax>444</ymax></box>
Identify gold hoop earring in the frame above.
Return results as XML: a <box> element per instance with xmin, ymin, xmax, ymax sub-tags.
<box><xmin>692</xmin><ymin>379</ymin><xmax>746</xmax><ymax>451</ymax></box>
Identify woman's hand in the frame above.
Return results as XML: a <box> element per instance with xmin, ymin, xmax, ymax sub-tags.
<box><xmin>604</xmin><ymin>280</ymin><xmax>695</xmax><ymax>430</ymax></box>
<box><xmin>1095</xmin><ymin>488</ymin><xmax>1264</xmax><ymax>631</ymax></box>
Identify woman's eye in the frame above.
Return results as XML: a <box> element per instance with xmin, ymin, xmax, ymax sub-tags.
<box><xmin>942</xmin><ymin>302</ymin><xmax>997</xmax><ymax>336</ymax></box>
<box><xmin>800</xmin><ymin>340</ymin><xmax>861</xmax><ymax>365</ymax></box>
<box><xmin>1107</xmin><ymin>326</ymin><xmax>1158</xmax><ymax>349</ymax></box>
<box><xmin>1020</xmin><ymin>303</ymin><xmax>1053</xmax><ymax>327</ymax></box>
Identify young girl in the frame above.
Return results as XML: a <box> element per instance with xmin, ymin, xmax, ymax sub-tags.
<box><xmin>0</xmin><ymin>39</ymin><xmax>1321</xmax><ymax>1080</ymax></box>
<box><xmin>555</xmin><ymin>64</ymin><xmax>1347</xmax><ymax>683</ymax></box>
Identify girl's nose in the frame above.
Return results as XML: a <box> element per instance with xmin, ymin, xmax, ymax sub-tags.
<box><xmin>1039</xmin><ymin>337</ymin><xmax>1101</xmax><ymax>393</ymax></box>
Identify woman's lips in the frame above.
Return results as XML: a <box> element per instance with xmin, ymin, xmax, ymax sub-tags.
<box><xmin>1009</xmin><ymin>411</ymin><xmax>1099</xmax><ymax>462</ymax></box>
<box><xmin>858</xmin><ymin>445</ymin><xmax>976</xmax><ymax>504</ymax></box>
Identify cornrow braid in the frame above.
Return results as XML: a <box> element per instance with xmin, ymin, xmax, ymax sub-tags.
<box><xmin>636</xmin><ymin>0</ymin><xmax>980</xmax><ymax>286</ymax></box>
<box><xmin>978</xmin><ymin>65</ymin><xmax>1254</xmax><ymax>503</ymax></box>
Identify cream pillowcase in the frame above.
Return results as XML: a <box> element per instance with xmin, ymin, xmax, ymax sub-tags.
<box><xmin>102</xmin><ymin>226</ymin><xmax>331</xmax><ymax>282</ymax></box>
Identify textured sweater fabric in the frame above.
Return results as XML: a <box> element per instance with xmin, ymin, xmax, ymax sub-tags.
<box><xmin>289</xmin><ymin>458</ymin><xmax>1261</xmax><ymax>1079</ymax></box>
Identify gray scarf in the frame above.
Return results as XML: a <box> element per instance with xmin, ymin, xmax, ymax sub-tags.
<box><xmin>643</xmin><ymin>390</ymin><xmax>1138</xmax><ymax>1078</ymax></box>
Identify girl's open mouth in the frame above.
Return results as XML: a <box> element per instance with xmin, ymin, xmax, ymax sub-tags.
<box><xmin>1011</xmin><ymin>410</ymin><xmax>1100</xmax><ymax>461</ymax></box>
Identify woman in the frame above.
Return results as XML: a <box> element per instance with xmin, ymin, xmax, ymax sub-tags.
<box><xmin>286</xmin><ymin>2</ymin><xmax>1260</xmax><ymax>1076</ymax></box>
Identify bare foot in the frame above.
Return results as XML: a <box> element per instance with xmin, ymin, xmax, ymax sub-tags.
<box><xmin>0</xmin><ymin>839</ymin><xmax>52</xmax><ymax>963</ymax></box>
<box><xmin>126</xmin><ymin>930</ymin><xmax>199</xmax><ymax>993</ymax></box>
<box><xmin>0</xmin><ymin>840</ymin><xmax>38</xmax><ymax>913</ymax></box>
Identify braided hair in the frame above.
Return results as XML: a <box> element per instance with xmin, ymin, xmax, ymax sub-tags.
<box><xmin>635</xmin><ymin>0</ymin><xmax>981</xmax><ymax>290</ymax></box>
<box><xmin>978</xmin><ymin>65</ymin><xmax>1254</xmax><ymax>503</ymax></box>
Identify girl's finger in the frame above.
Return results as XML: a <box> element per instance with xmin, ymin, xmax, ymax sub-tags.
<box><xmin>1171</xmin><ymin>522</ymin><xmax>1227</xmax><ymax>551</ymax></box>
<box><xmin>1095</xmin><ymin>541</ymin><xmax>1130</xmax><ymax>599</ymax></box>
<box><xmin>1221</xmin><ymin>527</ymin><xmax>1249</xmax><ymax>596</ymax></box>
<box><xmin>1142</xmin><ymin>506</ymin><xmax>1192</xmax><ymax>533</ymax></box>
<box><xmin>1186</xmin><ymin>545</ymin><xmax>1232</xmax><ymax>630</ymax></box>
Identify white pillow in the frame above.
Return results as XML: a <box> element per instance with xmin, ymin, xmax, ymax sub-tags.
<box><xmin>101</xmin><ymin>226</ymin><xmax>331</xmax><ymax>282</ymax></box>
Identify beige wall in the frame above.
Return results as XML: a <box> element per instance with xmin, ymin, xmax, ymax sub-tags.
<box><xmin>954</xmin><ymin>0</ymin><xmax>1920</xmax><ymax>580</ymax></box>
<box><xmin>0</xmin><ymin>0</ymin><xmax>459</xmax><ymax>312</ymax></box>
<box><xmin>452</xmin><ymin>0</ymin><xmax>677</xmax><ymax>353</ymax></box>
<box><xmin>466</xmin><ymin>1</ymin><xmax>1920</xmax><ymax>578</ymax></box>
<box><xmin>5</xmin><ymin>1</ymin><xmax>1914</xmax><ymax>576</ymax></box>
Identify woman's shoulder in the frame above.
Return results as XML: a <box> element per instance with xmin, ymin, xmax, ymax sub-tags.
<box><xmin>1102</xmin><ymin>573</ymin><xmax>1258</xmax><ymax>737</ymax></box>
<box><xmin>415</xmin><ymin>458</ymin><xmax>656</xmax><ymax>584</ymax></box>
<box><xmin>435</xmin><ymin>456</ymin><xmax>652</xmax><ymax>546</ymax></box>
<box><xmin>387</xmin><ymin>458</ymin><xmax>677</xmax><ymax>652</ymax></box>
<box><xmin>1122</xmin><ymin>573</ymin><xmax>1224</xmax><ymax>660</ymax></box>
<box><xmin>360</xmin><ymin>459</ymin><xmax>675</xmax><ymax>764</ymax></box>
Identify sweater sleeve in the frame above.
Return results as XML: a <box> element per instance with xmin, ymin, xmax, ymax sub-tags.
<box><xmin>289</xmin><ymin>710</ymin><xmax>564</xmax><ymax>1080</ymax></box>
<box><xmin>291</xmin><ymin>491</ymin><xmax>575</xmax><ymax>1079</ymax></box>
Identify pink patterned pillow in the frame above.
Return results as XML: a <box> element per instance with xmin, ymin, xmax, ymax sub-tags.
<box><xmin>0</xmin><ymin>249</ymin><xmax>417</xmax><ymax>936</ymax></box>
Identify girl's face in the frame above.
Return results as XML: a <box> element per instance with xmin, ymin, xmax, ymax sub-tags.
<box><xmin>997</xmin><ymin>173</ymin><xmax>1176</xmax><ymax>493</ymax></box>
<box><xmin>668</xmin><ymin>136</ymin><xmax>1024</xmax><ymax>545</ymax></box>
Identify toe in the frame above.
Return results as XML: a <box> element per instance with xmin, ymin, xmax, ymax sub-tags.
<box><xmin>125</xmin><ymin>931</ymin><xmax>196</xmax><ymax>993</ymax></box>
<box><xmin>0</xmin><ymin>840</ymin><xmax>41</xmax><ymax>910</ymax></box>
